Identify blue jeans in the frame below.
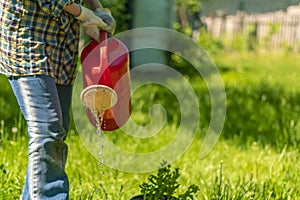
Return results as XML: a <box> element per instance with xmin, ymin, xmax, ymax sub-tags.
<box><xmin>9</xmin><ymin>75</ymin><xmax>73</xmax><ymax>200</ymax></box>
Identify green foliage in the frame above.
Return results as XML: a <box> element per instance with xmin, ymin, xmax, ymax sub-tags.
<box><xmin>1</xmin><ymin>47</ymin><xmax>300</xmax><ymax>199</ymax></box>
<box><xmin>197</xmin><ymin>21</ymin><xmax>287</xmax><ymax>52</ymax></box>
<box><xmin>246</xmin><ymin>22</ymin><xmax>258</xmax><ymax>51</ymax></box>
<box><xmin>227</xmin><ymin>33</ymin><xmax>247</xmax><ymax>51</ymax></box>
<box><xmin>139</xmin><ymin>163</ymin><xmax>199</xmax><ymax>200</ymax></box>
<box><xmin>0</xmin><ymin>75</ymin><xmax>17</xmax><ymax>119</ymax></box>
<box><xmin>82</xmin><ymin>0</ymin><xmax>130</xmax><ymax>33</ymax></box>
<box><xmin>0</xmin><ymin>163</ymin><xmax>22</xmax><ymax>199</ymax></box>
<box><xmin>223</xmin><ymin>81</ymin><xmax>300</xmax><ymax>149</ymax></box>
<box><xmin>198</xmin><ymin>29</ymin><xmax>225</xmax><ymax>54</ymax></box>
<box><xmin>174</xmin><ymin>0</ymin><xmax>202</xmax><ymax>35</ymax></box>
<box><xmin>1</xmin><ymin>129</ymin><xmax>300</xmax><ymax>199</ymax></box>
<box><xmin>262</xmin><ymin>22</ymin><xmax>281</xmax><ymax>49</ymax></box>
<box><xmin>0</xmin><ymin>144</ymin><xmax>25</xmax><ymax>199</ymax></box>
<box><xmin>174</xmin><ymin>0</ymin><xmax>201</xmax><ymax>15</ymax></box>
<box><xmin>101</xmin><ymin>0</ymin><xmax>131</xmax><ymax>33</ymax></box>
<box><xmin>207</xmin><ymin>161</ymin><xmax>299</xmax><ymax>200</ymax></box>
<box><xmin>0</xmin><ymin>75</ymin><xmax>25</xmax><ymax>136</ymax></box>
<box><xmin>211</xmin><ymin>51</ymin><xmax>300</xmax><ymax>150</ymax></box>
<box><xmin>170</xmin><ymin>50</ymin><xmax>300</xmax><ymax>151</ymax></box>
<box><xmin>1</xmin><ymin>1</ymin><xmax>299</xmax><ymax>199</ymax></box>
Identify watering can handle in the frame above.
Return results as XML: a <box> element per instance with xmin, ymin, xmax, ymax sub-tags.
<box><xmin>99</xmin><ymin>31</ymin><xmax>108</xmax><ymax>70</ymax></box>
<box><xmin>91</xmin><ymin>31</ymin><xmax>108</xmax><ymax>75</ymax></box>
<box><xmin>100</xmin><ymin>31</ymin><xmax>107</xmax><ymax>45</ymax></box>
<box><xmin>97</xmin><ymin>31</ymin><xmax>114</xmax><ymax>88</ymax></box>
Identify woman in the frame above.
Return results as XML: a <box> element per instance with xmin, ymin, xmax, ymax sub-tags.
<box><xmin>0</xmin><ymin>0</ymin><xmax>115</xmax><ymax>199</ymax></box>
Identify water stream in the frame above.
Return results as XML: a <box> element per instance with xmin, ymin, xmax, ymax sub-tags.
<box><xmin>92</xmin><ymin>110</ymin><xmax>106</xmax><ymax>176</ymax></box>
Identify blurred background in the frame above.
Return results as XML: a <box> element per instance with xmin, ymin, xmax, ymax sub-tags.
<box><xmin>106</xmin><ymin>0</ymin><xmax>300</xmax><ymax>51</ymax></box>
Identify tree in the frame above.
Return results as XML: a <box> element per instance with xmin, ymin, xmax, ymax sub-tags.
<box><xmin>174</xmin><ymin>0</ymin><xmax>202</xmax><ymax>36</ymax></box>
<box><xmin>101</xmin><ymin>0</ymin><xmax>131</xmax><ymax>33</ymax></box>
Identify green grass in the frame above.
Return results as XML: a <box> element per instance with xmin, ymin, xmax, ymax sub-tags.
<box><xmin>1</xmin><ymin>50</ymin><xmax>300</xmax><ymax>199</ymax></box>
<box><xmin>214</xmin><ymin>51</ymin><xmax>300</xmax><ymax>90</ymax></box>
<box><xmin>212</xmin><ymin>51</ymin><xmax>300</xmax><ymax>150</ymax></box>
<box><xmin>1</xmin><ymin>131</ymin><xmax>299</xmax><ymax>199</ymax></box>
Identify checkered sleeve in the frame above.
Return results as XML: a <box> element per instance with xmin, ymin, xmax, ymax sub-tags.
<box><xmin>35</xmin><ymin>0</ymin><xmax>77</xmax><ymax>17</ymax></box>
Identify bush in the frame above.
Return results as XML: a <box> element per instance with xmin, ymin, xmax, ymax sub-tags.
<box><xmin>137</xmin><ymin>163</ymin><xmax>199</xmax><ymax>200</ymax></box>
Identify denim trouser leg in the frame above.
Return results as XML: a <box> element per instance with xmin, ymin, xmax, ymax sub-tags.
<box><xmin>9</xmin><ymin>75</ymin><xmax>72</xmax><ymax>200</ymax></box>
<box><xmin>56</xmin><ymin>84</ymin><xmax>73</xmax><ymax>133</ymax></box>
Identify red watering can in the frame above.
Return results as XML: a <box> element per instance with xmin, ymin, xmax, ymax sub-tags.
<box><xmin>80</xmin><ymin>31</ymin><xmax>131</xmax><ymax>131</ymax></box>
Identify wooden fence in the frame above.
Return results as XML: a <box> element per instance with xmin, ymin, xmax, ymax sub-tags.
<box><xmin>201</xmin><ymin>11</ymin><xmax>300</xmax><ymax>50</ymax></box>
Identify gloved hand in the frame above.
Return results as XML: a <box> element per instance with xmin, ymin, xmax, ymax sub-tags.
<box><xmin>75</xmin><ymin>6</ymin><xmax>107</xmax><ymax>41</ymax></box>
<box><xmin>94</xmin><ymin>8</ymin><xmax>116</xmax><ymax>35</ymax></box>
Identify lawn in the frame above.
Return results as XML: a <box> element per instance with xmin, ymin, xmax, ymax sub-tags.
<box><xmin>1</xmin><ymin>50</ymin><xmax>300</xmax><ymax>199</ymax></box>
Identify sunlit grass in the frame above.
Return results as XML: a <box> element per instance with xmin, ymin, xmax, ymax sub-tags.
<box><xmin>1</xmin><ymin>131</ymin><xmax>299</xmax><ymax>199</ymax></box>
<box><xmin>213</xmin><ymin>51</ymin><xmax>300</xmax><ymax>90</ymax></box>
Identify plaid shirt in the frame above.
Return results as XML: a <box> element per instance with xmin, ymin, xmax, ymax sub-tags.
<box><xmin>0</xmin><ymin>0</ymin><xmax>81</xmax><ymax>85</ymax></box>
